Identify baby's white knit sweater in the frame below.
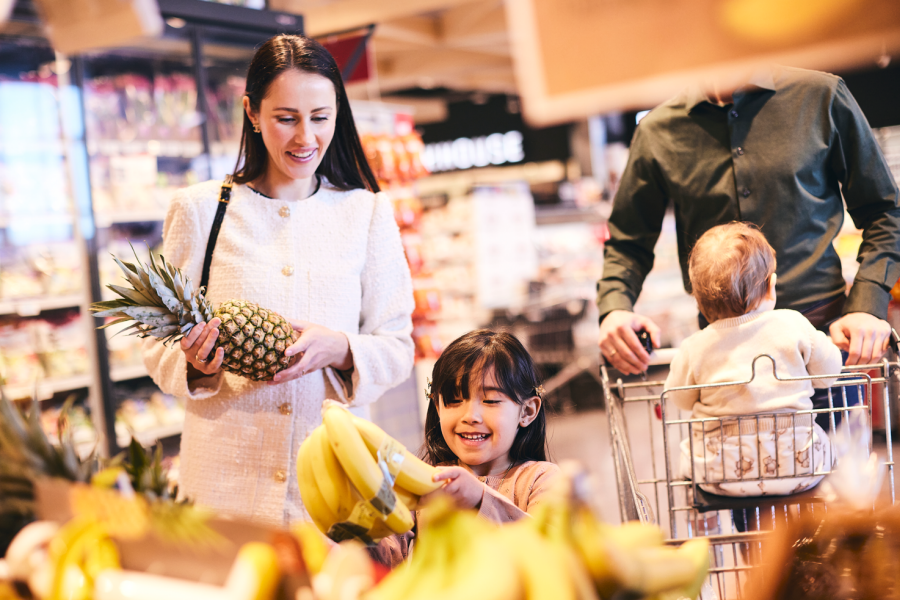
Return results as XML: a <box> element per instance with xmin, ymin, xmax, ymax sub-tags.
<box><xmin>665</xmin><ymin>309</ymin><xmax>843</xmax><ymax>419</ymax></box>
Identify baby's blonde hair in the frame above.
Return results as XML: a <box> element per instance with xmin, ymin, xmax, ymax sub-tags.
<box><xmin>688</xmin><ymin>222</ymin><xmax>776</xmax><ymax>323</ymax></box>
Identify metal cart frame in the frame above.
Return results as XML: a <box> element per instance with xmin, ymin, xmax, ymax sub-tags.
<box><xmin>604</xmin><ymin>347</ymin><xmax>900</xmax><ymax>597</ymax></box>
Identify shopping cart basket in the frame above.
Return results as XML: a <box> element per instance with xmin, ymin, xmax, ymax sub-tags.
<box><xmin>604</xmin><ymin>348</ymin><xmax>897</xmax><ymax>537</ymax></box>
<box><xmin>605</xmin><ymin>343</ymin><xmax>900</xmax><ymax>598</ymax></box>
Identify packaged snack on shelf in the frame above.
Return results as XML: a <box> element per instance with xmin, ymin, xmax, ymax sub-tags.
<box><xmin>400</xmin><ymin>231</ymin><xmax>425</xmax><ymax>275</ymax></box>
<box><xmin>0</xmin><ymin>242</ymin><xmax>82</xmax><ymax>300</ymax></box>
<box><xmin>412</xmin><ymin>320</ymin><xmax>442</xmax><ymax>359</ymax></box>
<box><xmin>41</xmin><ymin>403</ymin><xmax>96</xmax><ymax>448</ymax></box>
<box><xmin>148</xmin><ymin>391</ymin><xmax>185</xmax><ymax>426</ymax></box>
<box><xmin>412</xmin><ymin>277</ymin><xmax>441</xmax><ymax>320</ymax></box>
<box><xmin>207</xmin><ymin>75</ymin><xmax>246</xmax><ymax>143</ymax></box>
<box><xmin>390</xmin><ymin>188</ymin><xmax>423</xmax><ymax>230</ymax></box>
<box><xmin>154</xmin><ymin>73</ymin><xmax>201</xmax><ymax>142</ymax></box>
<box><xmin>116</xmin><ymin>398</ymin><xmax>160</xmax><ymax>438</ymax></box>
<box><xmin>0</xmin><ymin>318</ymin><xmax>41</xmax><ymax>387</ymax></box>
<box><xmin>32</xmin><ymin>310</ymin><xmax>89</xmax><ymax>379</ymax></box>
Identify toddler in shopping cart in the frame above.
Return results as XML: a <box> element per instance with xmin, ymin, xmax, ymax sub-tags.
<box><xmin>665</xmin><ymin>222</ymin><xmax>843</xmax><ymax>497</ymax></box>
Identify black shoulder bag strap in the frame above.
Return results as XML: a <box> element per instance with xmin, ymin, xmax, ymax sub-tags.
<box><xmin>200</xmin><ymin>175</ymin><xmax>233</xmax><ymax>291</ymax></box>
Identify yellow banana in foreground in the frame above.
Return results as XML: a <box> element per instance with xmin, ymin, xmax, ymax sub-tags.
<box><xmin>654</xmin><ymin>538</ymin><xmax>710</xmax><ymax>600</ymax></box>
<box><xmin>322</xmin><ymin>404</ymin><xmax>414</xmax><ymax>535</ymax></box>
<box><xmin>351</xmin><ymin>415</ymin><xmax>441</xmax><ymax>496</ymax></box>
<box><xmin>298</xmin><ymin>433</ymin><xmax>338</xmax><ymax>533</ymax></box>
<box><xmin>606</xmin><ymin>545</ymin><xmax>698</xmax><ymax>595</ymax></box>
<box><xmin>308</xmin><ymin>425</ymin><xmax>355</xmax><ymax>521</ymax></box>
<box><xmin>292</xmin><ymin>522</ymin><xmax>330</xmax><ymax>575</ymax></box>
<box><xmin>48</xmin><ymin>517</ymin><xmax>112</xmax><ymax>600</ymax></box>
<box><xmin>226</xmin><ymin>542</ymin><xmax>281</xmax><ymax>600</ymax></box>
<box><xmin>499</xmin><ymin>521</ymin><xmax>578</xmax><ymax>600</ymax></box>
<box><xmin>393</xmin><ymin>485</ymin><xmax>421</xmax><ymax>512</ymax></box>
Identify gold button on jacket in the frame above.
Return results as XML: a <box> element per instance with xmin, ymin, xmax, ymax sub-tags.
<box><xmin>282</xmin><ymin>265</ymin><xmax>294</xmax><ymax>276</ymax></box>
<box><xmin>279</xmin><ymin>403</ymin><xmax>292</xmax><ymax>415</ymax></box>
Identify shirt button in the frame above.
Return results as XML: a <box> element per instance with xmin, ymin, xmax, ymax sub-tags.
<box><xmin>282</xmin><ymin>265</ymin><xmax>294</xmax><ymax>276</ymax></box>
<box><xmin>730</xmin><ymin>110</ymin><xmax>739</xmax><ymax>118</ymax></box>
<box><xmin>274</xmin><ymin>470</ymin><xmax>287</xmax><ymax>483</ymax></box>
<box><xmin>741</xmin><ymin>188</ymin><xmax>751</xmax><ymax>198</ymax></box>
<box><xmin>736</xmin><ymin>147</ymin><xmax>744</xmax><ymax>156</ymax></box>
<box><xmin>279</xmin><ymin>206</ymin><xmax>290</xmax><ymax>218</ymax></box>
<box><xmin>279</xmin><ymin>403</ymin><xmax>292</xmax><ymax>415</ymax></box>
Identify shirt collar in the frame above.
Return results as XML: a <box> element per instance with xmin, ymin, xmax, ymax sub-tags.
<box><xmin>682</xmin><ymin>68</ymin><xmax>777</xmax><ymax>113</ymax></box>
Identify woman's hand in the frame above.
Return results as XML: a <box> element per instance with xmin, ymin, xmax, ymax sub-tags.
<box><xmin>181</xmin><ymin>318</ymin><xmax>225</xmax><ymax>377</ymax></box>
<box><xmin>269</xmin><ymin>319</ymin><xmax>353</xmax><ymax>385</ymax></box>
<box><xmin>425</xmin><ymin>466</ymin><xmax>486</xmax><ymax>510</ymax></box>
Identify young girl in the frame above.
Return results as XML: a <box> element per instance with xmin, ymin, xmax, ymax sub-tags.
<box><xmin>372</xmin><ymin>329</ymin><xmax>559</xmax><ymax>566</ymax></box>
<box><xmin>666</xmin><ymin>223</ymin><xmax>843</xmax><ymax>498</ymax></box>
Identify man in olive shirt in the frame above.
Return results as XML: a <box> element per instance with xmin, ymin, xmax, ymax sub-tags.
<box><xmin>598</xmin><ymin>66</ymin><xmax>900</xmax><ymax>376</ymax></box>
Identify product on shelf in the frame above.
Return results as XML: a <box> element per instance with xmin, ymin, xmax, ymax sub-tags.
<box><xmin>115</xmin><ymin>391</ymin><xmax>185</xmax><ymax>444</ymax></box>
<box><xmin>206</xmin><ymin>75</ymin><xmax>246</xmax><ymax>145</ymax></box>
<box><xmin>0</xmin><ymin>310</ymin><xmax>89</xmax><ymax>387</ymax></box>
<box><xmin>41</xmin><ymin>403</ymin><xmax>97</xmax><ymax>450</ymax></box>
<box><xmin>355</xmin><ymin>106</ymin><xmax>437</xmax><ymax>360</ymax></box>
<box><xmin>0</xmin><ymin>243</ymin><xmax>82</xmax><ymax>301</ymax></box>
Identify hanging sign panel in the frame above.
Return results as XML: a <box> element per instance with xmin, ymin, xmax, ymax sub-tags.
<box><xmin>34</xmin><ymin>0</ymin><xmax>163</xmax><ymax>54</ymax></box>
<box><xmin>506</xmin><ymin>0</ymin><xmax>900</xmax><ymax>126</ymax></box>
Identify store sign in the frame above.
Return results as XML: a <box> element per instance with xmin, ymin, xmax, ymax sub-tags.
<box><xmin>506</xmin><ymin>0</ymin><xmax>900</xmax><ymax>126</ymax></box>
<box><xmin>421</xmin><ymin>131</ymin><xmax>524</xmax><ymax>173</ymax></box>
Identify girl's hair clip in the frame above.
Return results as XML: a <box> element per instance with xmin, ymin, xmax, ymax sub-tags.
<box><xmin>426</xmin><ymin>378</ymin><xmax>435</xmax><ymax>402</ymax></box>
<box><xmin>533</xmin><ymin>384</ymin><xmax>545</xmax><ymax>399</ymax></box>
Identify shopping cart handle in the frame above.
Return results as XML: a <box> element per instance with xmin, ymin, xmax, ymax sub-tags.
<box><xmin>600</xmin><ymin>347</ymin><xmax>678</xmax><ymax>368</ymax></box>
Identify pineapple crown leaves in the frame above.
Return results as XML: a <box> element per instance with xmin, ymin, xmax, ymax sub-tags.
<box><xmin>0</xmin><ymin>388</ymin><xmax>96</xmax><ymax>488</ymax></box>
<box><xmin>91</xmin><ymin>244</ymin><xmax>214</xmax><ymax>345</ymax></box>
<box><xmin>111</xmin><ymin>438</ymin><xmax>174</xmax><ymax>502</ymax></box>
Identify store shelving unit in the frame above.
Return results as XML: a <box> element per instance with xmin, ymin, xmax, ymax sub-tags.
<box><xmin>0</xmin><ymin>0</ymin><xmax>302</xmax><ymax>457</ymax></box>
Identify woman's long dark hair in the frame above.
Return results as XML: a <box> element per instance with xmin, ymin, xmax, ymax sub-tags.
<box><xmin>421</xmin><ymin>329</ymin><xmax>548</xmax><ymax>467</ymax></box>
<box><xmin>233</xmin><ymin>34</ymin><xmax>379</xmax><ymax>192</ymax></box>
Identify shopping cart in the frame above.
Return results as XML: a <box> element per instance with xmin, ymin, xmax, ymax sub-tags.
<box><xmin>603</xmin><ymin>341</ymin><xmax>900</xmax><ymax>597</ymax></box>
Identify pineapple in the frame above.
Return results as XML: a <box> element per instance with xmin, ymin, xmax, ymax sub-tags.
<box><xmin>91</xmin><ymin>249</ymin><xmax>297</xmax><ymax>381</ymax></box>
<box><xmin>0</xmin><ymin>389</ymin><xmax>96</xmax><ymax>554</ymax></box>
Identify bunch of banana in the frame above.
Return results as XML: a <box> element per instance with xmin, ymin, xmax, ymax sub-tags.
<box><xmin>365</xmin><ymin>497</ymin><xmax>521</xmax><ymax>600</ymax></box>
<box><xmin>297</xmin><ymin>401</ymin><xmax>441</xmax><ymax>544</ymax></box>
<box><xmin>40</xmin><ymin>515</ymin><xmax>120</xmax><ymax>600</ymax></box>
<box><xmin>555</xmin><ymin>464</ymin><xmax>710</xmax><ymax>600</ymax></box>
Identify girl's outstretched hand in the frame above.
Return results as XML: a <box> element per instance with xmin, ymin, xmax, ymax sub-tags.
<box><xmin>426</xmin><ymin>466</ymin><xmax>486</xmax><ymax>510</ymax></box>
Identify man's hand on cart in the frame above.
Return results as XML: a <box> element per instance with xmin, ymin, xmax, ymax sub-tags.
<box><xmin>599</xmin><ymin>310</ymin><xmax>661</xmax><ymax>375</ymax></box>
<box><xmin>829</xmin><ymin>312</ymin><xmax>892</xmax><ymax>366</ymax></box>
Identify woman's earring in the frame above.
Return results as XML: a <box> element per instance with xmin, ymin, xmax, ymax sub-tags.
<box><xmin>252</xmin><ymin>123</ymin><xmax>261</xmax><ymax>133</ymax></box>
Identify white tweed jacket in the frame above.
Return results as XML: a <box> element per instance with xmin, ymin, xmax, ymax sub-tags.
<box><xmin>142</xmin><ymin>178</ymin><xmax>415</xmax><ymax>527</ymax></box>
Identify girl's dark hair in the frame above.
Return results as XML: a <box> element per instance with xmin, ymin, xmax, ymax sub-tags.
<box><xmin>421</xmin><ymin>329</ymin><xmax>547</xmax><ymax>467</ymax></box>
<box><xmin>233</xmin><ymin>34</ymin><xmax>379</xmax><ymax>193</ymax></box>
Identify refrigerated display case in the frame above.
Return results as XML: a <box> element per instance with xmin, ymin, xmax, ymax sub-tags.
<box><xmin>0</xmin><ymin>0</ymin><xmax>302</xmax><ymax>456</ymax></box>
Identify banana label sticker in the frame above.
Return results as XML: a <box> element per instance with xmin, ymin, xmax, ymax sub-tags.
<box><xmin>368</xmin><ymin>478</ymin><xmax>397</xmax><ymax>517</ymax></box>
<box><xmin>377</xmin><ymin>437</ymin><xmax>407</xmax><ymax>483</ymax></box>
<box><xmin>328</xmin><ymin>499</ymin><xmax>380</xmax><ymax>544</ymax></box>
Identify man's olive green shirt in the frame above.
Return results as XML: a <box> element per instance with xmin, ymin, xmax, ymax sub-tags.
<box><xmin>597</xmin><ymin>67</ymin><xmax>900</xmax><ymax>322</ymax></box>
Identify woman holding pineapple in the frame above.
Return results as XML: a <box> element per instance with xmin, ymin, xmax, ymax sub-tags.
<box><xmin>138</xmin><ymin>35</ymin><xmax>415</xmax><ymax>526</ymax></box>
